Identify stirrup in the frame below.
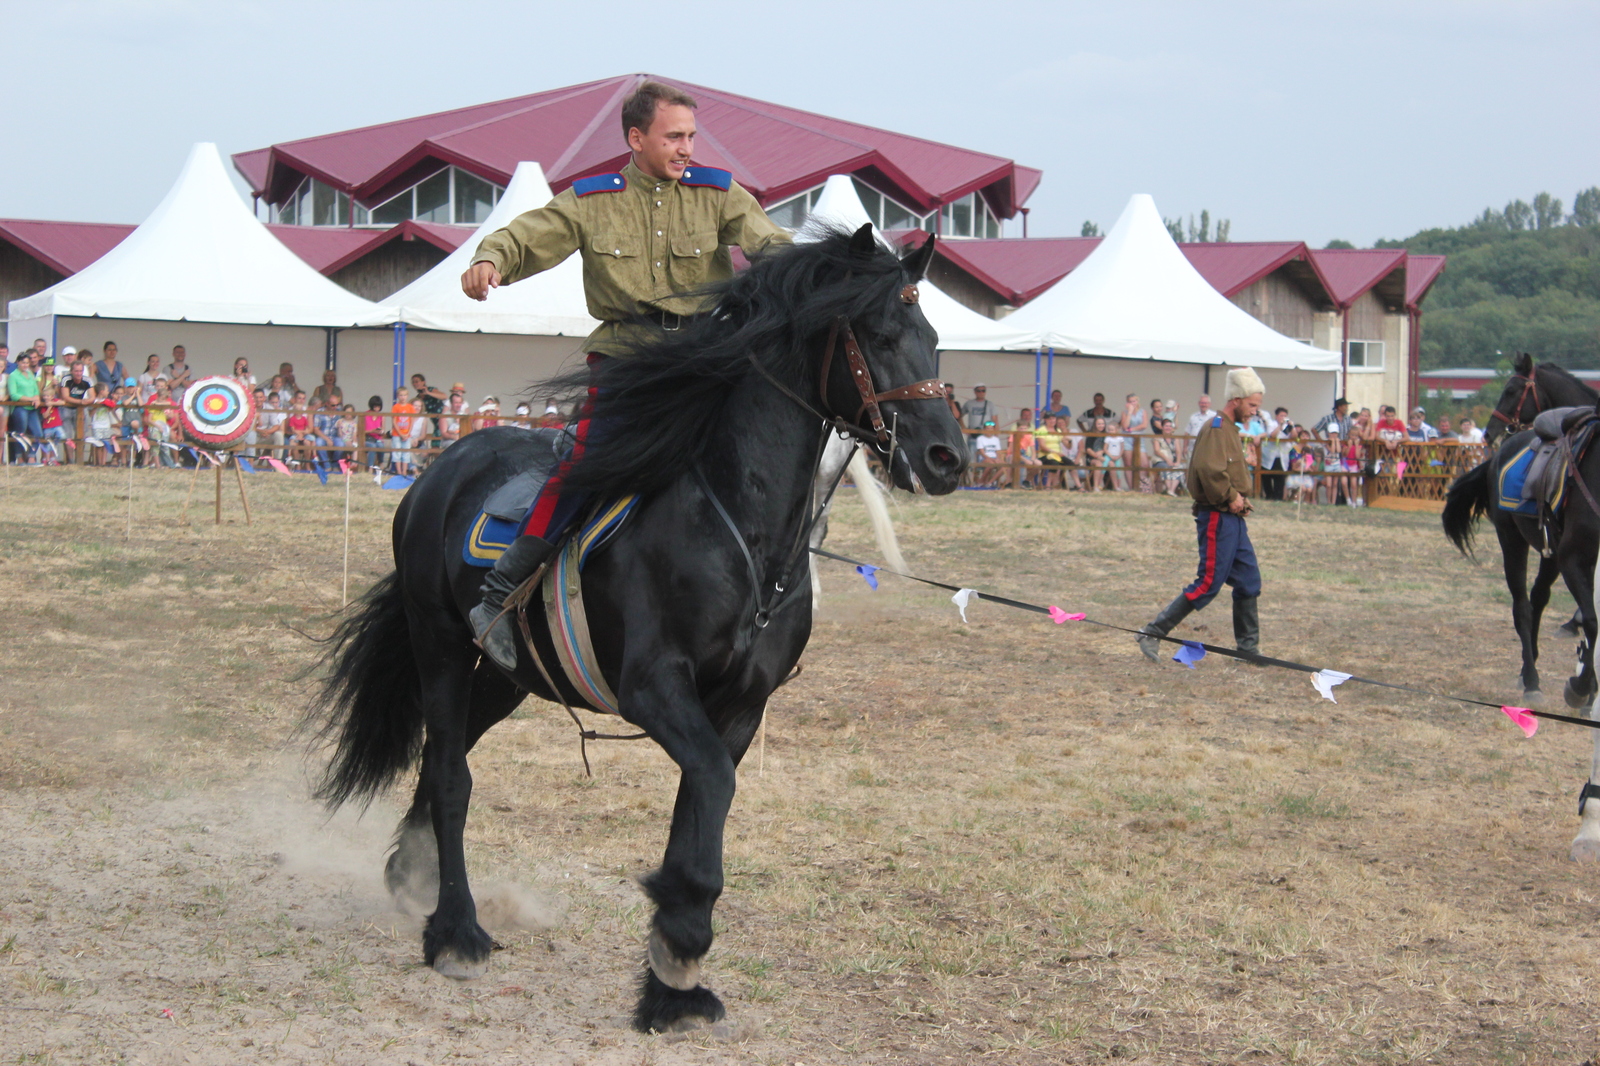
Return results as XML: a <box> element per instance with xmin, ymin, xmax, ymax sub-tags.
<box><xmin>474</xmin><ymin>557</ymin><xmax>555</xmax><ymax>666</ymax></box>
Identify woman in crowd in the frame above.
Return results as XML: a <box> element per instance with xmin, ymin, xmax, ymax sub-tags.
<box><xmin>1148</xmin><ymin>418</ymin><xmax>1181</xmax><ymax>496</ymax></box>
<box><xmin>1034</xmin><ymin>415</ymin><xmax>1065</xmax><ymax>489</ymax></box>
<box><xmin>232</xmin><ymin>358</ymin><xmax>256</xmax><ymax>390</ymax></box>
<box><xmin>137</xmin><ymin>354</ymin><xmax>162</xmax><ymax>401</ymax></box>
<box><xmin>361</xmin><ymin>396</ymin><xmax>386</xmax><ymax>467</ymax></box>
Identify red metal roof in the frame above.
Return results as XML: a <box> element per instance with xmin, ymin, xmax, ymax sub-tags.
<box><xmin>0</xmin><ymin>218</ymin><xmax>134</xmax><ymax>276</ymax></box>
<box><xmin>266</xmin><ymin>220</ymin><xmax>472</xmax><ymax>274</ymax></box>
<box><xmin>1405</xmin><ymin>254</ymin><xmax>1446</xmax><ymax>309</ymax></box>
<box><xmin>233</xmin><ymin>74</ymin><xmax>1042</xmax><ymax>220</ymax></box>
<box><xmin>898</xmin><ymin>232</ymin><xmax>1099</xmax><ymax>305</ymax></box>
<box><xmin>1306</xmin><ymin>248</ymin><xmax>1407</xmax><ymax>307</ymax></box>
<box><xmin>1177</xmin><ymin>241</ymin><xmax>1309</xmax><ymax>297</ymax></box>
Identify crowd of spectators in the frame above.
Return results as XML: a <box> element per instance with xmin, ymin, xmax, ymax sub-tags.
<box><xmin>1</xmin><ymin>338</ymin><xmax>565</xmax><ymax>474</ymax></box>
<box><xmin>952</xmin><ymin>384</ymin><xmax>1488</xmax><ymax>505</ymax></box>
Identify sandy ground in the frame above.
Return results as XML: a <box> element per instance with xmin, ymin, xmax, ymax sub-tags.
<box><xmin>3</xmin><ymin>466</ymin><xmax>1600</xmax><ymax>1065</ymax></box>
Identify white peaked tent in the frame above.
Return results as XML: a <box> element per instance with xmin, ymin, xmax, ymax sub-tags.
<box><xmin>797</xmin><ymin>175</ymin><xmax>1029</xmax><ymax>351</ymax></box>
<box><xmin>8</xmin><ymin>143</ymin><xmax>384</xmax><ymax>330</ymax></box>
<box><xmin>366</xmin><ymin>161</ymin><xmax>596</xmax><ymax>336</ymax></box>
<box><xmin>1001</xmin><ymin>194</ymin><xmax>1338</xmax><ymax>372</ymax></box>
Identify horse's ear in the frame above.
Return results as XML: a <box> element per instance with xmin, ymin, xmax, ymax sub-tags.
<box><xmin>849</xmin><ymin>223</ymin><xmax>876</xmax><ymax>259</ymax></box>
<box><xmin>1514</xmin><ymin>351</ymin><xmax>1534</xmax><ymax>376</ymax></box>
<box><xmin>900</xmin><ymin>233</ymin><xmax>937</xmax><ymax>283</ymax></box>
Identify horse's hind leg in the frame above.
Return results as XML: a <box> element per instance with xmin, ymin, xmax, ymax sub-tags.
<box><xmin>387</xmin><ymin>664</ymin><xmax>525</xmax><ymax>917</ymax></box>
<box><xmin>1560</xmin><ymin>537</ymin><xmax>1599</xmax><ymax>709</ymax></box>
<box><xmin>1500</xmin><ymin>525</ymin><xmax>1545</xmax><ymax>699</ymax></box>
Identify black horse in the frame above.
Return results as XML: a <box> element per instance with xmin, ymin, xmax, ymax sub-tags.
<box><xmin>308</xmin><ymin>226</ymin><xmax>965</xmax><ymax>1031</ymax></box>
<box><xmin>1442</xmin><ymin>353</ymin><xmax>1600</xmax><ymax>704</ymax></box>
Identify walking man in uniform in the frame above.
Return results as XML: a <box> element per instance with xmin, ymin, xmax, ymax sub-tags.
<box><xmin>1137</xmin><ymin>367</ymin><xmax>1267</xmax><ymax>662</ymax></box>
<box><xmin>459</xmin><ymin>79</ymin><xmax>791</xmax><ymax>668</ymax></box>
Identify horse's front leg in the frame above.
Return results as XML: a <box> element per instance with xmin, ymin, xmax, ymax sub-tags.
<box><xmin>621</xmin><ymin>658</ymin><xmax>735</xmax><ymax>1033</ymax></box>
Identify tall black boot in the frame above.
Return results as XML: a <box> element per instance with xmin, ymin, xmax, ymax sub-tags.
<box><xmin>1137</xmin><ymin>595</ymin><xmax>1197</xmax><ymax>662</ymax></box>
<box><xmin>469</xmin><ymin>534</ymin><xmax>556</xmax><ymax>670</ymax></box>
<box><xmin>1233</xmin><ymin>596</ymin><xmax>1261</xmax><ymax>659</ymax></box>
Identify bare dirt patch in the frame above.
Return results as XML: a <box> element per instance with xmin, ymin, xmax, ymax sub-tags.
<box><xmin>2</xmin><ymin>467</ymin><xmax>1599</xmax><ymax>1064</ymax></box>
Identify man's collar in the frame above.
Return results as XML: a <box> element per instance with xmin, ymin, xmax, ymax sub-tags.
<box><xmin>622</xmin><ymin>158</ymin><xmax>671</xmax><ymax>187</ymax></box>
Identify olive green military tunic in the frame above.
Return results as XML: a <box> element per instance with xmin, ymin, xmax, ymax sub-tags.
<box><xmin>471</xmin><ymin>159</ymin><xmax>791</xmax><ymax>356</ymax></box>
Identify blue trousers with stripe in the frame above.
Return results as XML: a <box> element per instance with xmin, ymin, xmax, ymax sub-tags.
<box><xmin>1183</xmin><ymin>508</ymin><xmax>1261</xmax><ymax>609</ymax></box>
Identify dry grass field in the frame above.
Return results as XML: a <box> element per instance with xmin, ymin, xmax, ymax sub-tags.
<box><xmin>2</xmin><ymin>465</ymin><xmax>1599</xmax><ymax>1065</ymax></box>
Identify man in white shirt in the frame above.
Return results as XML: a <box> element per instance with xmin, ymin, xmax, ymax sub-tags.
<box><xmin>1186</xmin><ymin>394</ymin><xmax>1214</xmax><ymax>438</ymax></box>
<box><xmin>1457</xmin><ymin>417</ymin><xmax>1485</xmax><ymax>444</ymax></box>
<box><xmin>973</xmin><ymin>421</ymin><xmax>1004</xmax><ymax>485</ymax></box>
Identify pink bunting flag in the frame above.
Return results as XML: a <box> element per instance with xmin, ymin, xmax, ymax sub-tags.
<box><xmin>338</xmin><ymin>459</ymin><xmax>352</xmax><ymax>475</ymax></box>
<box><xmin>1501</xmin><ymin>706</ymin><xmax>1538</xmax><ymax>737</ymax></box>
<box><xmin>266</xmin><ymin>458</ymin><xmax>293</xmax><ymax>475</ymax></box>
<box><xmin>1395</xmin><ymin>460</ymin><xmax>1408</xmax><ymax>481</ymax></box>
<box><xmin>1048</xmin><ymin>606</ymin><xmax>1086</xmax><ymax>624</ymax></box>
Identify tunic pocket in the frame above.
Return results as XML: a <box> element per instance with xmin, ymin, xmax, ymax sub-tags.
<box><xmin>591</xmin><ymin>235</ymin><xmax>641</xmax><ymax>258</ymax></box>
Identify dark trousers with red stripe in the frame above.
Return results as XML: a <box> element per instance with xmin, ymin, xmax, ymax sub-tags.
<box><xmin>520</xmin><ymin>353</ymin><xmax>607</xmax><ymax>542</ymax></box>
<box><xmin>1183</xmin><ymin>508</ymin><xmax>1261</xmax><ymax>609</ymax></box>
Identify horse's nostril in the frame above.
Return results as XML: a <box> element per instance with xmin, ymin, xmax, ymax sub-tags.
<box><xmin>927</xmin><ymin>444</ymin><xmax>960</xmax><ymax>472</ymax></box>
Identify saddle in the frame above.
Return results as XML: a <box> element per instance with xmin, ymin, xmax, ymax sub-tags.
<box><xmin>1497</xmin><ymin>406</ymin><xmax>1600</xmax><ymax>551</ymax></box>
<box><xmin>461</xmin><ymin>432</ymin><xmax>639</xmax><ymax>715</ymax></box>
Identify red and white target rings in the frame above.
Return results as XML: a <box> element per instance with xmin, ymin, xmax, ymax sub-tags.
<box><xmin>178</xmin><ymin>376</ymin><xmax>256</xmax><ymax>445</ymax></box>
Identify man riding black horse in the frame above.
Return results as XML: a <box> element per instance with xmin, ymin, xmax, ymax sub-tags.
<box><xmin>460</xmin><ymin>80</ymin><xmax>791</xmax><ymax>668</ymax></box>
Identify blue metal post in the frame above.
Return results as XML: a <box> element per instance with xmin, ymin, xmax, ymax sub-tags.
<box><xmin>391</xmin><ymin>322</ymin><xmax>407</xmax><ymax>398</ymax></box>
<box><xmin>1044</xmin><ymin>345</ymin><xmax>1055</xmax><ymax>423</ymax></box>
<box><xmin>1033</xmin><ymin>348</ymin><xmax>1041</xmax><ymax>418</ymax></box>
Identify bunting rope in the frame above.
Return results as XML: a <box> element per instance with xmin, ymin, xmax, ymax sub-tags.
<box><xmin>809</xmin><ymin>546</ymin><xmax>1600</xmax><ymax>736</ymax></box>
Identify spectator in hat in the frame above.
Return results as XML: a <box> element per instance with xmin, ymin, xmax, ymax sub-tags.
<box><xmin>1314</xmin><ymin>397</ymin><xmax>1352</xmax><ymax>441</ymax></box>
<box><xmin>478</xmin><ymin>396</ymin><xmax>501</xmax><ymax>430</ymax></box>
<box><xmin>538</xmin><ymin>403</ymin><xmax>564</xmax><ymax>429</ymax></box>
<box><xmin>961</xmin><ymin>385</ymin><xmax>1001</xmax><ymax>450</ymax></box>
<box><xmin>973</xmin><ymin>420</ymin><xmax>1004</xmax><ymax>485</ymax></box>
<box><xmin>1406</xmin><ymin>406</ymin><xmax>1438</xmax><ymax>442</ymax></box>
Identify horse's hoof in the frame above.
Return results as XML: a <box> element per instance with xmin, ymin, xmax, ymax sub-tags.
<box><xmin>1522</xmin><ymin>690</ymin><xmax>1545</xmax><ymax>706</ymax></box>
<box><xmin>1564</xmin><ymin>678</ymin><xmax>1595</xmax><ymax>709</ymax></box>
<box><xmin>431</xmin><ymin>949</ymin><xmax>489</xmax><ymax>981</ymax></box>
<box><xmin>1571</xmin><ymin>837</ymin><xmax>1600</xmax><ymax>864</ymax></box>
<box><xmin>633</xmin><ymin>968</ymin><xmax>725</xmax><ymax>1034</ymax></box>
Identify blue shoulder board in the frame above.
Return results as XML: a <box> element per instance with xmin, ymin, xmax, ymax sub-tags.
<box><xmin>1211</xmin><ymin>415</ymin><xmax>1223</xmax><ymax>428</ymax></box>
<box><xmin>573</xmin><ymin>173</ymin><xmax>626</xmax><ymax>197</ymax></box>
<box><xmin>679</xmin><ymin>166</ymin><xmax>732</xmax><ymax>191</ymax></box>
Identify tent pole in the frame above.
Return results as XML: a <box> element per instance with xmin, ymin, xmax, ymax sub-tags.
<box><xmin>325</xmin><ymin>328</ymin><xmax>339</xmax><ymax>373</ymax></box>
<box><xmin>1033</xmin><ymin>348</ymin><xmax>1041</xmax><ymax>417</ymax></box>
<box><xmin>1045</xmin><ymin>346</ymin><xmax>1054</xmax><ymax>420</ymax></box>
<box><xmin>1203</xmin><ymin>366</ymin><xmax>1211</xmax><ymax>395</ymax></box>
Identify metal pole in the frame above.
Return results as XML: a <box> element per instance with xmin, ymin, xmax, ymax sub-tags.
<box><xmin>325</xmin><ymin>328</ymin><xmax>339</xmax><ymax>372</ymax></box>
<box><xmin>1045</xmin><ymin>345</ymin><xmax>1055</xmax><ymax>420</ymax></box>
<box><xmin>1033</xmin><ymin>348</ymin><xmax>1041</xmax><ymax>417</ymax></box>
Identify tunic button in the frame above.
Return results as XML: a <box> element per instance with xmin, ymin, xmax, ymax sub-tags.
<box><xmin>656</xmin><ymin>230</ymin><xmax>662</xmax><ymax>236</ymax></box>
<box><xmin>614</xmin><ymin>249</ymin><xmax>621</xmax><ymax>255</ymax></box>
<box><xmin>655</xmin><ymin>201</ymin><xmax>662</xmax><ymax>207</ymax></box>
<box><xmin>613</xmin><ymin>178</ymin><xmax>621</xmax><ymax>185</ymax></box>
<box><xmin>694</xmin><ymin>248</ymin><xmax>700</xmax><ymax>255</ymax></box>
<box><xmin>655</xmin><ymin>262</ymin><xmax>662</xmax><ymax>267</ymax></box>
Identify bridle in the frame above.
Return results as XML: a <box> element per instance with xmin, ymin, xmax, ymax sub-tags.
<box><xmin>747</xmin><ymin>282</ymin><xmax>946</xmax><ymax>456</ymax></box>
<box><xmin>1490</xmin><ymin>363</ymin><xmax>1542</xmax><ymax>435</ymax></box>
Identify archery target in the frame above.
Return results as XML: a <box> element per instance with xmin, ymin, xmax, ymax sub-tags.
<box><xmin>178</xmin><ymin>376</ymin><xmax>256</xmax><ymax>445</ymax></box>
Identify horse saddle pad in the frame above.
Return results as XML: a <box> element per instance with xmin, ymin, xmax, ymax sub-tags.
<box><xmin>463</xmin><ymin>462</ymin><xmax>638</xmax><ymax>570</ymax></box>
<box><xmin>1498</xmin><ymin>418</ymin><xmax>1598</xmax><ymax>516</ymax></box>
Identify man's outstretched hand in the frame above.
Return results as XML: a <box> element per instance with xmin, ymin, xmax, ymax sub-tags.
<box><xmin>461</xmin><ymin>261</ymin><xmax>501</xmax><ymax>301</ymax></box>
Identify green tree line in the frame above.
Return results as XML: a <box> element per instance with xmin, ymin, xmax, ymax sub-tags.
<box><xmin>1369</xmin><ymin>188</ymin><xmax>1600</xmax><ymax>369</ymax></box>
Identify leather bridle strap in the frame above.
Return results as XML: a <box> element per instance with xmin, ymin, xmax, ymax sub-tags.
<box><xmin>1491</xmin><ymin>367</ymin><xmax>1542</xmax><ymax>431</ymax></box>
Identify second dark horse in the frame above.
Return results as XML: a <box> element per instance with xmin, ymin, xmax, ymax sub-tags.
<box><xmin>307</xmin><ymin>226</ymin><xmax>967</xmax><ymax>1031</ymax></box>
<box><xmin>1442</xmin><ymin>353</ymin><xmax>1600</xmax><ymax>704</ymax></box>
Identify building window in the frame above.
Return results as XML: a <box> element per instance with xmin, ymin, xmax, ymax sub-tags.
<box><xmin>277</xmin><ymin>166</ymin><xmax>502</xmax><ymax>227</ymax></box>
<box><xmin>938</xmin><ymin>191</ymin><xmax>1001</xmax><ymax>239</ymax></box>
<box><xmin>766</xmin><ymin>186</ymin><xmax>822</xmax><ymax>229</ymax></box>
<box><xmin>851</xmin><ymin>178</ymin><xmax>932</xmax><ymax>233</ymax></box>
<box><xmin>1348</xmin><ymin>340</ymin><xmax>1385</xmax><ymax>370</ymax></box>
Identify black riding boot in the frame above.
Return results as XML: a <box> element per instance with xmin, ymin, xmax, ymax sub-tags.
<box><xmin>1137</xmin><ymin>595</ymin><xmax>1197</xmax><ymax>662</ymax></box>
<box><xmin>1233</xmin><ymin>596</ymin><xmax>1261</xmax><ymax>659</ymax></box>
<box><xmin>469</xmin><ymin>534</ymin><xmax>556</xmax><ymax>670</ymax></box>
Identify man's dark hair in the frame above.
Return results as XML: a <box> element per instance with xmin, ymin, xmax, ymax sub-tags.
<box><xmin>621</xmin><ymin>81</ymin><xmax>697</xmax><ymax>140</ymax></box>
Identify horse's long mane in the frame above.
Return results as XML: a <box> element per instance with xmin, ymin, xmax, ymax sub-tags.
<box><xmin>540</xmin><ymin>230</ymin><xmax>911</xmax><ymax>498</ymax></box>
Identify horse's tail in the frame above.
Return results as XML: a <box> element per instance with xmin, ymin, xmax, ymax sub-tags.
<box><xmin>305</xmin><ymin>571</ymin><xmax>424</xmax><ymax>810</ymax></box>
<box><xmin>1443</xmin><ymin>460</ymin><xmax>1492</xmax><ymax>557</ymax></box>
<box><xmin>848</xmin><ymin>449</ymin><xmax>907</xmax><ymax>574</ymax></box>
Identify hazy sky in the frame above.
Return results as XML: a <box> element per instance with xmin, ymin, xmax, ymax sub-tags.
<box><xmin>3</xmin><ymin>0</ymin><xmax>1596</xmax><ymax>247</ymax></box>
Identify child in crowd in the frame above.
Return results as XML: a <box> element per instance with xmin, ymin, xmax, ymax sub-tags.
<box><xmin>1103</xmin><ymin>424</ymin><xmax>1127</xmax><ymax>490</ymax></box>
<box><xmin>973</xmin><ymin>420</ymin><xmax>1004</xmax><ymax>486</ymax></box>
<box><xmin>37</xmin><ymin>383</ymin><xmax>67</xmax><ymax>465</ymax></box>
<box><xmin>117</xmin><ymin>379</ymin><xmax>144</xmax><ymax>464</ymax></box>
<box><xmin>257</xmin><ymin>388</ymin><xmax>286</xmax><ymax>460</ymax></box>
<box><xmin>334</xmin><ymin>404</ymin><xmax>359</xmax><ymax>462</ymax></box>
<box><xmin>390</xmin><ymin>387</ymin><xmax>418</xmax><ymax>476</ymax></box>
<box><xmin>86</xmin><ymin>383</ymin><xmax>116</xmax><ymax>465</ymax></box>
<box><xmin>1286</xmin><ymin>431</ymin><xmax>1318</xmax><ymax>505</ymax></box>
<box><xmin>440</xmin><ymin>392</ymin><xmax>468</xmax><ymax>448</ymax></box>
<box><xmin>285</xmin><ymin>390</ymin><xmax>316</xmax><ymax>464</ymax></box>
<box><xmin>362</xmin><ymin>396</ymin><xmax>386</xmax><ymax>467</ymax></box>
<box><xmin>144</xmin><ymin>379</ymin><xmax>178</xmax><ymax>467</ymax></box>
<box><xmin>477</xmin><ymin>396</ymin><xmax>501</xmax><ymax>430</ymax></box>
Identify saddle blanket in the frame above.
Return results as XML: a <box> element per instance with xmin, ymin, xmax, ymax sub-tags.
<box><xmin>1497</xmin><ymin>419</ymin><xmax>1597</xmax><ymax>517</ymax></box>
